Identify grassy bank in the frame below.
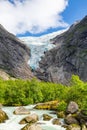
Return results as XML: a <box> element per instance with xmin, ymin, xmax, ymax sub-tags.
<box><xmin>0</xmin><ymin>75</ymin><xmax>87</xmax><ymax>110</ymax></box>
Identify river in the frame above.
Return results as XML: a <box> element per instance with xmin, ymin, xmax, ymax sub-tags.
<box><xmin>0</xmin><ymin>105</ymin><xmax>66</xmax><ymax>130</ymax></box>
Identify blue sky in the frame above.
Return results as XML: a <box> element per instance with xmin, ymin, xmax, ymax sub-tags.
<box><xmin>18</xmin><ymin>0</ymin><xmax>87</xmax><ymax>37</ymax></box>
<box><xmin>63</xmin><ymin>0</ymin><xmax>87</xmax><ymax>25</ymax></box>
<box><xmin>21</xmin><ymin>0</ymin><xmax>87</xmax><ymax>37</ymax></box>
<box><xmin>0</xmin><ymin>0</ymin><xmax>87</xmax><ymax>37</ymax></box>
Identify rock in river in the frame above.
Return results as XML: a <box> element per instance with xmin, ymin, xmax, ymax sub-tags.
<box><xmin>21</xmin><ymin>124</ymin><xmax>42</xmax><ymax>130</ymax></box>
<box><xmin>19</xmin><ymin>113</ymin><xmax>39</xmax><ymax>124</ymax></box>
<box><xmin>14</xmin><ymin>106</ymin><xmax>30</xmax><ymax>115</ymax></box>
<box><xmin>0</xmin><ymin>109</ymin><xmax>8</xmax><ymax>123</ymax></box>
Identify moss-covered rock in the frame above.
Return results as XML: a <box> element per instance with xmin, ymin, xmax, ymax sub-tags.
<box><xmin>57</xmin><ymin>111</ymin><xmax>65</xmax><ymax>118</ymax></box>
<box><xmin>81</xmin><ymin>124</ymin><xmax>87</xmax><ymax>130</ymax></box>
<box><xmin>52</xmin><ymin>118</ymin><xmax>61</xmax><ymax>125</ymax></box>
<box><xmin>0</xmin><ymin>109</ymin><xmax>8</xmax><ymax>123</ymax></box>
<box><xmin>34</xmin><ymin>100</ymin><xmax>59</xmax><ymax>110</ymax></box>
<box><xmin>21</xmin><ymin>124</ymin><xmax>42</xmax><ymax>130</ymax></box>
<box><xmin>43</xmin><ymin>114</ymin><xmax>52</xmax><ymax>121</ymax></box>
<box><xmin>66</xmin><ymin>124</ymin><xmax>81</xmax><ymax>130</ymax></box>
<box><xmin>64</xmin><ymin>114</ymin><xmax>79</xmax><ymax>125</ymax></box>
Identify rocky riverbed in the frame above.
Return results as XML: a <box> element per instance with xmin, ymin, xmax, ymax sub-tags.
<box><xmin>0</xmin><ymin>105</ymin><xmax>65</xmax><ymax>130</ymax></box>
<box><xmin>0</xmin><ymin>101</ymin><xmax>87</xmax><ymax>130</ymax></box>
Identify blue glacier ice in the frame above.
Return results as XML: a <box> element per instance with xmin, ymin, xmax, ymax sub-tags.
<box><xmin>20</xmin><ymin>29</ymin><xmax>66</xmax><ymax>70</ymax></box>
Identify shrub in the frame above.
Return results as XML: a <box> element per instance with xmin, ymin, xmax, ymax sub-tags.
<box><xmin>57</xmin><ymin>101</ymin><xmax>67</xmax><ymax>112</ymax></box>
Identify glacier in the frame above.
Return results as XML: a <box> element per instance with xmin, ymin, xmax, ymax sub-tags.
<box><xmin>20</xmin><ymin>29</ymin><xmax>67</xmax><ymax>70</ymax></box>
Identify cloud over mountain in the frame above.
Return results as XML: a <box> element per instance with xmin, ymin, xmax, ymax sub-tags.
<box><xmin>0</xmin><ymin>0</ymin><xmax>68</xmax><ymax>34</ymax></box>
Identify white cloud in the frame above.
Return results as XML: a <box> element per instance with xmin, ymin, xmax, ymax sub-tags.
<box><xmin>0</xmin><ymin>0</ymin><xmax>68</xmax><ymax>35</ymax></box>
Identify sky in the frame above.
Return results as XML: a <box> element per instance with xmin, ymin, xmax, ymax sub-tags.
<box><xmin>0</xmin><ymin>0</ymin><xmax>87</xmax><ymax>37</ymax></box>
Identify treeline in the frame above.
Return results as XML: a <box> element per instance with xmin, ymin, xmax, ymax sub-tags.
<box><xmin>0</xmin><ymin>75</ymin><xmax>87</xmax><ymax>110</ymax></box>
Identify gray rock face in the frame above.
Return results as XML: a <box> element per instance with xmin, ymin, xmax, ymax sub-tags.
<box><xmin>0</xmin><ymin>24</ymin><xmax>33</xmax><ymax>79</ymax></box>
<box><xmin>35</xmin><ymin>16</ymin><xmax>87</xmax><ymax>84</ymax></box>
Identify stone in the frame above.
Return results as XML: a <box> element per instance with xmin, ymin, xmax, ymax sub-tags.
<box><xmin>77</xmin><ymin>110</ymin><xmax>87</xmax><ymax>124</ymax></box>
<box><xmin>66</xmin><ymin>101</ymin><xmax>79</xmax><ymax>114</ymax></box>
<box><xmin>52</xmin><ymin>118</ymin><xmax>61</xmax><ymax>125</ymax></box>
<box><xmin>0</xmin><ymin>109</ymin><xmax>8</xmax><ymax>123</ymax></box>
<box><xmin>21</xmin><ymin>124</ymin><xmax>42</xmax><ymax>130</ymax></box>
<box><xmin>14</xmin><ymin>106</ymin><xmax>30</xmax><ymax>115</ymax></box>
<box><xmin>66</xmin><ymin>124</ymin><xmax>81</xmax><ymax>130</ymax></box>
<box><xmin>34</xmin><ymin>100</ymin><xmax>59</xmax><ymax>110</ymax></box>
<box><xmin>57</xmin><ymin>111</ymin><xmax>65</xmax><ymax>118</ymax></box>
<box><xmin>19</xmin><ymin>113</ymin><xmax>39</xmax><ymax>124</ymax></box>
<box><xmin>43</xmin><ymin>114</ymin><xmax>52</xmax><ymax>121</ymax></box>
<box><xmin>64</xmin><ymin>114</ymin><xmax>79</xmax><ymax>125</ymax></box>
<box><xmin>80</xmin><ymin>110</ymin><xmax>87</xmax><ymax>121</ymax></box>
<box><xmin>82</xmin><ymin>125</ymin><xmax>87</xmax><ymax>130</ymax></box>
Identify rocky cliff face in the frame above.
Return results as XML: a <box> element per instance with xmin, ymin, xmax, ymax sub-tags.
<box><xmin>35</xmin><ymin>16</ymin><xmax>87</xmax><ymax>84</ymax></box>
<box><xmin>0</xmin><ymin>25</ymin><xmax>33</xmax><ymax>79</ymax></box>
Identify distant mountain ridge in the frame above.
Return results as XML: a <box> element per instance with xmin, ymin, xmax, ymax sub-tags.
<box><xmin>0</xmin><ymin>24</ymin><xmax>33</xmax><ymax>79</ymax></box>
<box><xmin>35</xmin><ymin>16</ymin><xmax>87</xmax><ymax>84</ymax></box>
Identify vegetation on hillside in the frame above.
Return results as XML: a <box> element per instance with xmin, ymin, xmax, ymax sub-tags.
<box><xmin>0</xmin><ymin>75</ymin><xmax>87</xmax><ymax>110</ymax></box>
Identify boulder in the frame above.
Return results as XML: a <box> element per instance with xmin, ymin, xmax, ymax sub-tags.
<box><xmin>57</xmin><ymin>111</ymin><xmax>65</xmax><ymax>118</ymax></box>
<box><xmin>82</xmin><ymin>125</ymin><xmax>87</xmax><ymax>130</ymax></box>
<box><xmin>52</xmin><ymin>118</ymin><xmax>61</xmax><ymax>125</ymax></box>
<box><xmin>14</xmin><ymin>106</ymin><xmax>30</xmax><ymax>115</ymax></box>
<box><xmin>79</xmin><ymin>110</ymin><xmax>87</xmax><ymax>121</ymax></box>
<box><xmin>34</xmin><ymin>100</ymin><xmax>59</xmax><ymax>110</ymax></box>
<box><xmin>64</xmin><ymin>114</ymin><xmax>79</xmax><ymax>125</ymax></box>
<box><xmin>66</xmin><ymin>124</ymin><xmax>81</xmax><ymax>130</ymax></box>
<box><xmin>19</xmin><ymin>113</ymin><xmax>39</xmax><ymax>124</ymax></box>
<box><xmin>66</xmin><ymin>101</ymin><xmax>79</xmax><ymax>114</ymax></box>
<box><xmin>0</xmin><ymin>109</ymin><xmax>8</xmax><ymax>123</ymax></box>
<box><xmin>43</xmin><ymin>114</ymin><xmax>52</xmax><ymax>121</ymax></box>
<box><xmin>77</xmin><ymin>110</ymin><xmax>87</xmax><ymax>125</ymax></box>
<box><xmin>21</xmin><ymin>124</ymin><xmax>42</xmax><ymax>130</ymax></box>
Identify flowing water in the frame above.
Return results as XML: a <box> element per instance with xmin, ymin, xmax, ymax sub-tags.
<box><xmin>0</xmin><ymin>105</ymin><xmax>66</xmax><ymax>130</ymax></box>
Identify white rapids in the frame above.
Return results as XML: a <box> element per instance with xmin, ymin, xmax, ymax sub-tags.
<box><xmin>0</xmin><ymin>105</ymin><xmax>66</xmax><ymax>130</ymax></box>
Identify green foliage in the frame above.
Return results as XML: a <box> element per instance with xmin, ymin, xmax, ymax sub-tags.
<box><xmin>0</xmin><ymin>75</ymin><xmax>87</xmax><ymax>111</ymax></box>
<box><xmin>57</xmin><ymin>101</ymin><xmax>67</xmax><ymax>112</ymax></box>
<box><xmin>70</xmin><ymin>75</ymin><xmax>84</xmax><ymax>86</ymax></box>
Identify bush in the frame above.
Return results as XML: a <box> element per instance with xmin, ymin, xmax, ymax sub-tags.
<box><xmin>0</xmin><ymin>75</ymin><xmax>86</xmax><ymax>111</ymax></box>
<box><xmin>57</xmin><ymin>101</ymin><xmax>67</xmax><ymax>112</ymax></box>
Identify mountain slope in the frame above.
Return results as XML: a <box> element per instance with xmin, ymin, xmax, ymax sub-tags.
<box><xmin>35</xmin><ymin>16</ymin><xmax>87</xmax><ymax>84</ymax></box>
<box><xmin>0</xmin><ymin>24</ymin><xmax>33</xmax><ymax>79</ymax></box>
